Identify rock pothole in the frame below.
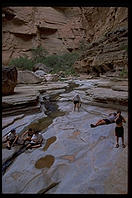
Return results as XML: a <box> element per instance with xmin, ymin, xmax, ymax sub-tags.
<box><xmin>35</xmin><ymin>155</ymin><xmax>55</xmax><ymax>169</ymax></box>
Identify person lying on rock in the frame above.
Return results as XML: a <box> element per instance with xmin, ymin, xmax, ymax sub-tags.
<box><xmin>90</xmin><ymin>112</ymin><xmax>117</xmax><ymax>128</ymax></box>
<box><xmin>3</xmin><ymin>129</ymin><xmax>18</xmax><ymax>150</ymax></box>
<box><xmin>26</xmin><ymin>130</ymin><xmax>43</xmax><ymax>150</ymax></box>
<box><xmin>21</xmin><ymin>128</ymin><xmax>34</xmax><ymax>145</ymax></box>
<box><xmin>73</xmin><ymin>94</ymin><xmax>81</xmax><ymax>112</ymax></box>
<box><xmin>114</xmin><ymin>110</ymin><xmax>126</xmax><ymax>148</ymax></box>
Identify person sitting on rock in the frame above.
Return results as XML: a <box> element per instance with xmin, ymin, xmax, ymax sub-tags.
<box><xmin>114</xmin><ymin>110</ymin><xmax>126</xmax><ymax>148</ymax></box>
<box><xmin>21</xmin><ymin>128</ymin><xmax>34</xmax><ymax>145</ymax></box>
<box><xmin>26</xmin><ymin>130</ymin><xmax>43</xmax><ymax>150</ymax></box>
<box><xmin>90</xmin><ymin>112</ymin><xmax>117</xmax><ymax>128</ymax></box>
<box><xmin>4</xmin><ymin>129</ymin><xmax>18</xmax><ymax>150</ymax></box>
<box><xmin>73</xmin><ymin>94</ymin><xmax>81</xmax><ymax>112</ymax></box>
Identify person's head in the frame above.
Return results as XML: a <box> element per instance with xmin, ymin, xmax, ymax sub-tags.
<box><xmin>117</xmin><ymin>110</ymin><xmax>121</xmax><ymax>115</ymax></box>
<box><xmin>11</xmin><ymin>129</ymin><xmax>16</xmax><ymax>134</ymax></box>
<box><xmin>28</xmin><ymin>128</ymin><xmax>32</xmax><ymax>132</ymax></box>
<box><xmin>34</xmin><ymin>130</ymin><xmax>40</xmax><ymax>134</ymax></box>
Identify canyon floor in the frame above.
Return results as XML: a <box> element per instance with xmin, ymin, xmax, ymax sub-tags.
<box><xmin>2</xmin><ymin>76</ymin><xmax>128</xmax><ymax>194</ymax></box>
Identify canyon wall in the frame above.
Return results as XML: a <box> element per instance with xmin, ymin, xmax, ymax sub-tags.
<box><xmin>2</xmin><ymin>7</ymin><xmax>128</xmax><ymax>75</ymax></box>
<box><xmin>2</xmin><ymin>7</ymin><xmax>85</xmax><ymax>65</ymax></box>
<box><xmin>73</xmin><ymin>7</ymin><xmax>128</xmax><ymax>75</ymax></box>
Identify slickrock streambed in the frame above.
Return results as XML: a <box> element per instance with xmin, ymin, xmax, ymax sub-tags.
<box><xmin>2</xmin><ymin>77</ymin><xmax>128</xmax><ymax>194</ymax></box>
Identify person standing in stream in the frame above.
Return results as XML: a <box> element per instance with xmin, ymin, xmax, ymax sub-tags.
<box><xmin>73</xmin><ymin>94</ymin><xmax>81</xmax><ymax>112</ymax></box>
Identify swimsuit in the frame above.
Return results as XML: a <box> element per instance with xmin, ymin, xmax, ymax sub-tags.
<box><xmin>115</xmin><ymin>126</ymin><xmax>124</xmax><ymax>137</ymax></box>
<box><xmin>103</xmin><ymin>119</ymin><xmax>111</xmax><ymax>124</ymax></box>
<box><xmin>74</xmin><ymin>101</ymin><xmax>79</xmax><ymax>105</ymax></box>
<box><xmin>103</xmin><ymin>114</ymin><xmax>117</xmax><ymax>124</ymax></box>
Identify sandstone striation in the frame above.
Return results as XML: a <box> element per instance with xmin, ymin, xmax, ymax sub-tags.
<box><xmin>73</xmin><ymin>7</ymin><xmax>128</xmax><ymax>75</ymax></box>
<box><xmin>2</xmin><ymin>7</ymin><xmax>128</xmax><ymax>77</ymax></box>
<box><xmin>2</xmin><ymin>7</ymin><xmax>85</xmax><ymax>65</ymax></box>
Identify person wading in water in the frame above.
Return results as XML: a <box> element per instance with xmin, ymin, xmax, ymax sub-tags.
<box><xmin>73</xmin><ymin>94</ymin><xmax>81</xmax><ymax>112</ymax></box>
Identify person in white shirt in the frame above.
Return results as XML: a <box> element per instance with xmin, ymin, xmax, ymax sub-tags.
<box><xmin>73</xmin><ymin>94</ymin><xmax>81</xmax><ymax>112</ymax></box>
<box><xmin>4</xmin><ymin>129</ymin><xmax>18</xmax><ymax>150</ymax></box>
<box><xmin>26</xmin><ymin>130</ymin><xmax>43</xmax><ymax>149</ymax></box>
<box><xmin>21</xmin><ymin>128</ymin><xmax>34</xmax><ymax>144</ymax></box>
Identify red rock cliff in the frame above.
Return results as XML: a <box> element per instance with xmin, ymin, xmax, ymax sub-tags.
<box><xmin>2</xmin><ymin>7</ymin><xmax>128</xmax><ymax>75</ymax></box>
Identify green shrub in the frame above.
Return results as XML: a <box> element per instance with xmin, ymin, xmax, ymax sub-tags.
<box><xmin>120</xmin><ymin>44</ymin><xmax>128</xmax><ymax>52</ymax></box>
<box><xmin>119</xmin><ymin>68</ymin><xmax>128</xmax><ymax>78</ymax></box>
<box><xmin>9</xmin><ymin>49</ymin><xmax>80</xmax><ymax>76</ymax></box>
<box><xmin>9</xmin><ymin>56</ymin><xmax>34</xmax><ymax>70</ymax></box>
<box><xmin>31</xmin><ymin>46</ymin><xmax>48</xmax><ymax>62</ymax></box>
<box><xmin>42</xmin><ymin>52</ymin><xmax>80</xmax><ymax>76</ymax></box>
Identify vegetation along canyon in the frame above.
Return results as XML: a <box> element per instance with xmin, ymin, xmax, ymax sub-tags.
<box><xmin>2</xmin><ymin>7</ymin><xmax>128</xmax><ymax>194</ymax></box>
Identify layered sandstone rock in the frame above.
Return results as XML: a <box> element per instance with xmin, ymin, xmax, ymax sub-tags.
<box><xmin>2</xmin><ymin>66</ymin><xmax>17</xmax><ymax>96</ymax></box>
<box><xmin>2</xmin><ymin>7</ymin><xmax>85</xmax><ymax>65</ymax></box>
<box><xmin>73</xmin><ymin>7</ymin><xmax>128</xmax><ymax>75</ymax></box>
<box><xmin>17</xmin><ymin>70</ymin><xmax>45</xmax><ymax>84</ymax></box>
<box><xmin>73</xmin><ymin>26</ymin><xmax>128</xmax><ymax>75</ymax></box>
<box><xmin>2</xmin><ymin>7</ymin><xmax>128</xmax><ymax>76</ymax></box>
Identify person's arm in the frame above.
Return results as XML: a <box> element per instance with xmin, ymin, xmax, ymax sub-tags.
<box><xmin>122</xmin><ymin>116</ymin><xmax>126</xmax><ymax>123</ymax></box>
<box><xmin>78</xmin><ymin>97</ymin><xmax>81</xmax><ymax>103</ymax></box>
<box><xmin>39</xmin><ymin>135</ymin><xmax>43</xmax><ymax>144</ymax></box>
<box><xmin>114</xmin><ymin>113</ymin><xmax>119</xmax><ymax>122</ymax></box>
<box><xmin>12</xmin><ymin>135</ymin><xmax>18</xmax><ymax>145</ymax></box>
<box><xmin>6</xmin><ymin>133</ymin><xmax>10</xmax><ymax>140</ymax></box>
<box><xmin>22</xmin><ymin>131</ymin><xmax>28</xmax><ymax>138</ymax></box>
<box><xmin>31</xmin><ymin>135</ymin><xmax>37</xmax><ymax>143</ymax></box>
<box><xmin>6</xmin><ymin>135</ymin><xmax>9</xmax><ymax>140</ymax></box>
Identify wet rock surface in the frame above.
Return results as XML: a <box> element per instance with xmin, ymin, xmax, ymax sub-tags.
<box><xmin>2</xmin><ymin>77</ymin><xmax>128</xmax><ymax>194</ymax></box>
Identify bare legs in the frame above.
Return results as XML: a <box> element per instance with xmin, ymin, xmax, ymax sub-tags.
<box><xmin>121</xmin><ymin>136</ymin><xmax>126</xmax><ymax>148</ymax></box>
<box><xmin>95</xmin><ymin>119</ymin><xmax>106</xmax><ymax>126</ymax></box>
<box><xmin>7</xmin><ymin>140</ymin><xmax>11</xmax><ymax>149</ymax></box>
<box><xmin>115</xmin><ymin>136</ymin><xmax>119</xmax><ymax>148</ymax></box>
<box><xmin>26</xmin><ymin>142</ymin><xmax>42</xmax><ymax>150</ymax></box>
<box><xmin>115</xmin><ymin>136</ymin><xmax>126</xmax><ymax>148</ymax></box>
<box><xmin>73</xmin><ymin>103</ymin><xmax>80</xmax><ymax>112</ymax></box>
<box><xmin>91</xmin><ymin>119</ymin><xmax>106</xmax><ymax>128</ymax></box>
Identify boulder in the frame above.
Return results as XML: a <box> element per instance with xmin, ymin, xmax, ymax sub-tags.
<box><xmin>45</xmin><ymin>74</ymin><xmax>59</xmax><ymax>82</ymax></box>
<box><xmin>33</xmin><ymin>63</ymin><xmax>52</xmax><ymax>73</ymax></box>
<box><xmin>34</xmin><ymin>70</ymin><xmax>47</xmax><ymax>78</ymax></box>
<box><xmin>2</xmin><ymin>66</ymin><xmax>17</xmax><ymax>96</ymax></box>
<box><xmin>17</xmin><ymin>70</ymin><xmax>43</xmax><ymax>84</ymax></box>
